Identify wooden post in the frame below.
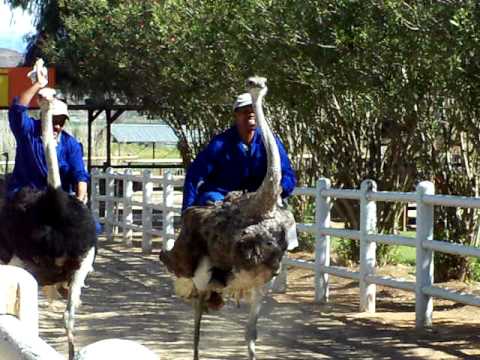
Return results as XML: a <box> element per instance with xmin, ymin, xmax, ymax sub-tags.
<box><xmin>415</xmin><ymin>181</ymin><xmax>435</xmax><ymax>328</ymax></box>
<box><xmin>106</xmin><ymin>109</ymin><xmax>112</xmax><ymax>168</ymax></box>
<box><xmin>112</xmin><ymin>179</ymin><xmax>119</xmax><ymax>237</ymax></box>
<box><xmin>105</xmin><ymin>167</ymin><xmax>114</xmax><ymax>241</ymax></box>
<box><xmin>122</xmin><ymin>169</ymin><xmax>133</xmax><ymax>247</ymax></box>
<box><xmin>315</xmin><ymin>178</ymin><xmax>331</xmax><ymax>303</ymax></box>
<box><xmin>359</xmin><ymin>179</ymin><xmax>377</xmax><ymax>313</ymax></box>
<box><xmin>87</xmin><ymin>109</ymin><xmax>93</xmax><ymax>174</ymax></box>
<box><xmin>142</xmin><ymin>170</ymin><xmax>153</xmax><ymax>253</ymax></box>
<box><xmin>162</xmin><ymin>171</ymin><xmax>175</xmax><ymax>251</ymax></box>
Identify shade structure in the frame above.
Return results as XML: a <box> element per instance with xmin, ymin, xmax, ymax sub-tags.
<box><xmin>111</xmin><ymin>123</ymin><xmax>178</xmax><ymax>145</ymax></box>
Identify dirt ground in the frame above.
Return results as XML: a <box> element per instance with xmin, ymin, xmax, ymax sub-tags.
<box><xmin>38</xmin><ymin>238</ymin><xmax>480</xmax><ymax>360</ymax></box>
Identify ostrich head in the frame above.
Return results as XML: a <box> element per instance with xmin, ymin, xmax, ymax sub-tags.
<box><xmin>37</xmin><ymin>87</ymin><xmax>57</xmax><ymax>111</ymax></box>
<box><xmin>246</xmin><ymin>76</ymin><xmax>267</xmax><ymax>100</ymax></box>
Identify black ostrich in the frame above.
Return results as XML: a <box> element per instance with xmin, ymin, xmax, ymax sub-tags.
<box><xmin>0</xmin><ymin>88</ymin><xmax>97</xmax><ymax>360</ymax></box>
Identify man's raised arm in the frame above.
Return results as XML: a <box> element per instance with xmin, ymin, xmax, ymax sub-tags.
<box><xmin>18</xmin><ymin>82</ymin><xmax>44</xmax><ymax>107</ymax></box>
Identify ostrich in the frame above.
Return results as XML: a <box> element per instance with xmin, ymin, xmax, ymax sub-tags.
<box><xmin>160</xmin><ymin>76</ymin><xmax>296</xmax><ymax>360</ymax></box>
<box><xmin>0</xmin><ymin>87</ymin><xmax>97</xmax><ymax>360</ymax></box>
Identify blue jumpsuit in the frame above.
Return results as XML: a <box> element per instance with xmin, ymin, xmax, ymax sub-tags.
<box><xmin>7</xmin><ymin>99</ymin><xmax>101</xmax><ymax>234</ymax></box>
<box><xmin>182</xmin><ymin>126</ymin><xmax>296</xmax><ymax>211</ymax></box>
<box><xmin>7</xmin><ymin>98</ymin><xmax>89</xmax><ymax>197</ymax></box>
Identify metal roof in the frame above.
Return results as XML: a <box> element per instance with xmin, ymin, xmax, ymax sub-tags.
<box><xmin>0</xmin><ymin>48</ymin><xmax>23</xmax><ymax>67</ymax></box>
<box><xmin>111</xmin><ymin>123</ymin><xmax>178</xmax><ymax>144</ymax></box>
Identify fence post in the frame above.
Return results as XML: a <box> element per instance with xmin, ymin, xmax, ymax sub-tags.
<box><xmin>142</xmin><ymin>170</ymin><xmax>153</xmax><ymax>254</ymax></box>
<box><xmin>415</xmin><ymin>181</ymin><xmax>435</xmax><ymax>328</ymax></box>
<box><xmin>162</xmin><ymin>171</ymin><xmax>175</xmax><ymax>251</ymax></box>
<box><xmin>90</xmin><ymin>169</ymin><xmax>99</xmax><ymax>222</ymax></box>
<box><xmin>113</xmin><ymin>179</ymin><xmax>120</xmax><ymax>237</ymax></box>
<box><xmin>122</xmin><ymin>169</ymin><xmax>133</xmax><ymax>247</ymax></box>
<box><xmin>105</xmin><ymin>167</ymin><xmax>114</xmax><ymax>241</ymax></box>
<box><xmin>0</xmin><ymin>265</ymin><xmax>39</xmax><ymax>337</ymax></box>
<box><xmin>359</xmin><ymin>179</ymin><xmax>377</xmax><ymax>313</ymax></box>
<box><xmin>315</xmin><ymin>178</ymin><xmax>331</xmax><ymax>303</ymax></box>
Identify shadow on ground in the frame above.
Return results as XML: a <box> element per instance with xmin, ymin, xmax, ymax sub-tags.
<box><xmin>39</xmin><ymin>239</ymin><xmax>480</xmax><ymax>359</ymax></box>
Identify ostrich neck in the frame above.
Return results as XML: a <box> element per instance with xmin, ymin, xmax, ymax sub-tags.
<box><xmin>244</xmin><ymin>89</ymin><xmax>282</xmax><ymax>218</ymax></box>
<box><xmin>41</xmin><ymin>103</ymin><xmax>61</xmax><ymax>189</ymax></box>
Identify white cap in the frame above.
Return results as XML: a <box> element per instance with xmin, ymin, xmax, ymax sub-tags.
<box><xmin>233</xmin><ymin>92</ymin><xmax>252</xmax><ymax>112</ymax></box>
<box><xmin>51</xmin><ymin>99</ymin><xmax>69</xmax><ymax>118</ymax></box>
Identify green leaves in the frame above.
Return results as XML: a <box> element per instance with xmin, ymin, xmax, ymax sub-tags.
<box><xmin>6</xmin><ymin>1</ymin><xmax>480</xmax><ymax>264</ymax></box>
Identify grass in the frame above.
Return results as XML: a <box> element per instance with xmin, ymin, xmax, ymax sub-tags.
<box><xmin>390</xmin><ymin>231</ymin><xmax>417</xmax><ymax>266</ymax></box>
<box><xmin>391</xmin><ymin>246</ymin><xmax>416</xmax><ymax>266</ymax></box>
<box><xmin>327</xmin><ymin>231</ymin><xmax>417</xmax><ymax>267</ymax></box>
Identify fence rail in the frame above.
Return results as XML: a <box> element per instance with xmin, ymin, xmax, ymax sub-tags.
<box><xmin>91</xmin><ymin>168</ymin><xmax>183</xmax><ymax>253</ymax></box>
<box><xmin>91</xmin><ymin>170</ymin><xmax>480</xmax><ymax>328</ymax></box>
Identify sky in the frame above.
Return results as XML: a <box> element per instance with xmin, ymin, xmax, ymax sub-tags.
<box><xmin>0</xmin><ymin>3</ymin><xmax>36</xmax><ymax>53</ymax></box>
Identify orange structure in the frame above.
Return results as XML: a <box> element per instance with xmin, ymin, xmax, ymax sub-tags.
<box><xmin>0</xmin><ymin>67</ymin><xmax>56</xmax><ymax>108</ymax></box>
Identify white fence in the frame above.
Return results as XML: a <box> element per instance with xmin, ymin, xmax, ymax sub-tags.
<box><xmin>91</xmin><ymin>170</ymin><xmax>480</xmax><ymax>328</ymax></box>
<box><xmin>91</xmin><ymin>168</ymin><xmax>184</xmax><ymax>253</ymax></box>
<box><xmin>289</xmin><ymin>179</ymin><xmax>480</xmax><ymax>327</ymax></box>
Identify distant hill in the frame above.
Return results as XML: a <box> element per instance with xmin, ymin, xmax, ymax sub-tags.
<box><xmin>0</xmin><ymin>48</ymin><xmax>23</xmax><ymax>67</ymax></box>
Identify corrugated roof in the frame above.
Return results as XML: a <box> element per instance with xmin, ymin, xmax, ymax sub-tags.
<box><xmin>0</xmin><ymin>48</ymin><xmax>23</xmax><ymax>67</ymax></box>
<box><xmin>111</xmin><ymin>123</ymin><xmax>178</xmax><ymax>144</ymax></box>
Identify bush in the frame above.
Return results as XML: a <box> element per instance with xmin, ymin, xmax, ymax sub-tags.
<box><xmin>472</xmin><ymin>260</ymin><xmax>480</xmax><ymax>282</ymax></box>
<box><xmin>333</xmin><ymin>238</ymin><xmax>395</xmax><ymax>267</ymax></box>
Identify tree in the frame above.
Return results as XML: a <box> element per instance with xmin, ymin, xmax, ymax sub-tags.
<box><xmin>7</xmin><ymin>0</ymin><xmax>480</xmax><ymax>275</ymax></box>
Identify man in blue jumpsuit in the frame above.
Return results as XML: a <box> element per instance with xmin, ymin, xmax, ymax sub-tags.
<box><xmin>6</xmin><ymin>68</ymin><xmax>89</xmax><ymax>203</ymax></box>
<box><xmin>182</xmin><ymin>92</ymin><xmax>296</xmax><ymax>211</ymax></box>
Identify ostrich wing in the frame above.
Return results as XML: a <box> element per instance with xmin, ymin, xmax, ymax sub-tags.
<box><xmin>159</xmin><ymin>193</ymin><xmax>293</xmax><ymax>282</ymax></box>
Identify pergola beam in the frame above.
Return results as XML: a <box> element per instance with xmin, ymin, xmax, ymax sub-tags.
<box><xmin>2</xmin><ymin>102</ymin><xmax>169</xmax><ymax>173</ymax></box>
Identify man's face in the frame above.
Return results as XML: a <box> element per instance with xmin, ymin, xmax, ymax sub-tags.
<box><xmin>234</xmin><ymin>105</ymin><xmax>256</xmax><ymax>138</ymax></box>
<box><xmin>52</xmin><ymin>115</ymin><xmax>67</xmax><ymax>139</ymax></box>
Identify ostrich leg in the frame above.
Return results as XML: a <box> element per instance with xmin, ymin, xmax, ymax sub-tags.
<box><xmin>193</xmin><ymin>293</ymin><xmax>206</xmax><ymax>360</ymax></box>
<box><xmin>246</xmin><ymin>287</ymin><xmax>263</xmax><ymax>360</ymax></box>
<box><xmin>64</xmin><ymin>247</ymin><xmax>95</xmax><ymax>360</ymax></box>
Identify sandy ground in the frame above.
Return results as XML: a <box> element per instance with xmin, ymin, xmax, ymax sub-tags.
<box><xmin>38</xmin><ymin>238</ymin><xmax>480</xmax><ymax>360</ymax></box>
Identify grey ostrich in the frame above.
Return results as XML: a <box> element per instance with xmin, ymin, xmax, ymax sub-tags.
<box><xmin>0</xmin><ymin>87</ymin><xmax>97</xmax><ymax>360</ymax></box>
<box><xmin>160</xmin><ymin>76</ymin><xmax>295</xmax><ymax>360</ymax></box>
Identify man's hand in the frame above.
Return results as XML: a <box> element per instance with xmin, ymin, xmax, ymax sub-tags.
<box><xmin>76</xmin><ymin>181</ymin><xmax>88</xmax><ymax>204</ymax></box>
<box><xmin>19</xmin><ymin>59</ymin><xmax>49</xmax><ymax>107</ymax></box>
<box><xmin>27</xmin><ymin>58</ymin><xmax>48</xmax><ymax>88</ymax></box>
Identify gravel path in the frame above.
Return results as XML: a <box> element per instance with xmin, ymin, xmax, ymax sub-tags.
<box><xmin>38</xmin><ymin>239</ymin><xmax>480</xmax><ymax>359</ymax></box>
